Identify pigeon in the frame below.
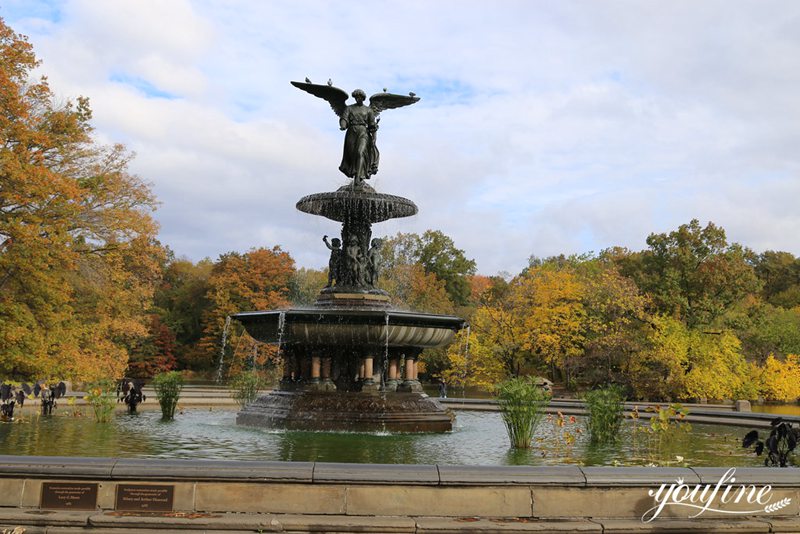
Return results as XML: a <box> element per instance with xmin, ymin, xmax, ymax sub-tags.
<box><xmin>305</xmin><ymin>77</ymin><xmax>312</xmax><ymax>83</ymax></box>
<box><xmin>409</xmin><ymin>91</ymin><xmax>416</xmax><ymax>97</ymax></box>
<box><xmin>383</xmin><ymin>87</ymin><xmax>388</xmax><ymax>92</ymax></box>
<box><xmin>327</xmin><ymin>78</ymin><xmax>332</xmax><ymax>86</ymax></box>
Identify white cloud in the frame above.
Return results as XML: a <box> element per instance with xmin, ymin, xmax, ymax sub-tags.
<box><xmin>4</xmin><ymin>0</ymin><xmax>800</xmax><ymax>276</ymax></box>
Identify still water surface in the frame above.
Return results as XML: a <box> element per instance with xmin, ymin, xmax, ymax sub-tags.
<box><xmin>0</xmin><ymin>409</ymin><xmax>764</xmax><ymax>467</ymax></box>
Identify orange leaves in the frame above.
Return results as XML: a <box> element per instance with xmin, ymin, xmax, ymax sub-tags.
<box><xmin>1</xmin><ymin>18</ymin><xmax>162</xmax><ymax>381</ymax></box>
<box><xmin>197</xmin><ymin>247</ymin><xmax>295</xmax><ymax>370</ymax></box>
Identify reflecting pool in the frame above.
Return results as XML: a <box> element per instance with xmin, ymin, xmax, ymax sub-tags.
<box><xmin>0</xmin><ymin>408</ymin><xmax>763</xmax><ymax>467</ymax></box>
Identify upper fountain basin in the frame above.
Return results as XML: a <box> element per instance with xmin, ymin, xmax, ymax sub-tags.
<box><xmin>233</xmin><ymin>309</ymin><xmax>465</xmax><ymax>349</ymax></box>
<box><xmin>296</xmin><ymin>187</ymin><xmax>418</xmax><ymax>223</ymax></box>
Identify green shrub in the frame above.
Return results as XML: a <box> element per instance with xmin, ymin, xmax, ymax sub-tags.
<box><xmin>84</xmin><ymin>380</ymin><xmax>115</xmax><ymax>422</ymax></box>
<box><xmin>495</xmin><ymin>377</ymin><xmax>551</xmax><ymax>449</ymax></box>
<box><xmin>584</xmin><ymin>385</ymin><xmax>625</xmax><ymax>444</ymax></box>
<box><xmin>229</xmin><ymin>371</ymin><xmax>264</xmax><ymax>408</ymax></box>
<box><xmin>152</xmin><ymin>371</ymin><xmax>183</xmax><ymax>420</ymax></box>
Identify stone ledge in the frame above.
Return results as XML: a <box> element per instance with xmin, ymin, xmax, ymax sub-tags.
<box><xmin>110</xmin><ymin>458</ymin><xmax>314</xmax><ymax>482</ymax></box>
<box><xmin>596</xmin><ymin>518</ymin><xmax>772</xmax><ymax>532</ymax></box>
<box><xmin>3</xmin><ymin>513</ymin><xmax>795</xmax><ymax>533</ymax></box>
<box><xmin>415</xmin><ymin>517</ymin><xmax>602</xmax><ymax>532</ymax></box>
<box><xmin>437</xmin><ymin>465</ymin><xmax>585</xmax><ymax>486</ymax></box>
<box><xmin>581</xmin><ymin>466</ymin><xmax>701</xmax><ymax>486</ymax></box>
<box><xmin>314</xmin><ymin>462</ymin><xmax>439</xmax><ymax>485</ymax></box>
<box><xmin>0</xmin><ymin>456</ymin><xmax>116</xmax><ymax>478</ymax></box>
<box><xmin>3</xmin><ymin>456</ymin><xmax>799</xmax><ymax>488</ymax></box>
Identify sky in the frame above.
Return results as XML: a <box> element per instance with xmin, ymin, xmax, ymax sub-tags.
<box><xmin>3</xmin><ymin>0</ymin><xmax>799</xmax><ymax>275</ymax></box>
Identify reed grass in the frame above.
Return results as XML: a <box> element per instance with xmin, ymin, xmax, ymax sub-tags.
<box><xmin>584</xmin><ymin>385</ymin><xmax>624</xmax><ymax>444</ymax></box>
<box><xmin>152</xmin><ymin>371</ymin><xmax>183</xmax><ymax>420</ymax></box>
<box><xmin>495</xmin><ymin>377</ymin><xmax>551</xmax><ymax>449</ymax></box>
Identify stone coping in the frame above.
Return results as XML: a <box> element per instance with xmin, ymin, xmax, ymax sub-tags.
<box><xmin>0</xmin><ymin>455</ymin><xmax>798</xmax><ymax>487</ymax></box>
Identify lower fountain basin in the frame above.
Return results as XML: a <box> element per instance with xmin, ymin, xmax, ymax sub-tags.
<box><xmin>233</xmin><ymin>309</ymin><xmax>465</xmax><ymax>349</ymax></box>
<box><xmin>236</xmin><ymin>390</ymin><xmax>454</xmax><ymax>432</ymax></box>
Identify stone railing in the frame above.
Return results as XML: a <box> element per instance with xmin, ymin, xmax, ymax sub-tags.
<box><xmin>0</xmin><ymin>455</ymin><xmax>798</xmax><ymax>532</ymax></box>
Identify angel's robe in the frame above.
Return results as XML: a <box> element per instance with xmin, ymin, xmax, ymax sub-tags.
<box><xmin>339</xmin><ymin>103</ymin><xmax>379</xmax><ymax>182</ymax></box>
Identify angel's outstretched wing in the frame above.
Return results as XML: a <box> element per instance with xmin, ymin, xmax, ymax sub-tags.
<box><xmin>291</xmin><ymin>81</ymin><xmax>349</xmax><ymax>117</ymax></box>
<box><xmin>368</xmin><ymin>92</ymin><xmax>420</xmax><ymax>117</ymax></box>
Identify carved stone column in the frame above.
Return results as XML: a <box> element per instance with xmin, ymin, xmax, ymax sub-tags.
<box><xmin>310</xmin><ymin>356</ymin><xmax>321</xmax><ymax>383</ymax></box>
<box><xmin>383</xmin><ymin>354</ymin><xmax>400</xmax><ymax>392</ymax></box>
<box><xmin>397</xmin><ymin>350</ymin><xmax>423</xmax><ymax>393</ymax></box>
<box><xmin>361</xmin><ymin>355</ymin><xmax>379</xmax><ymax>393</ymax></box>
<box><xmin>320</xmin><ymin>356</ymin><xmax>336</xmax><ymax>391</ymax></box>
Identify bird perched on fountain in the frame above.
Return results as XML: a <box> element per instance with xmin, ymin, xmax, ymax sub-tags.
<box><xmin>305</xmin><ymin>77</ymin><xmax>312</xmax><ymax>83</ymax></box>
<box><xmin>327</xmin><ymin>78</ymin><xmax>332</xmax><ymax>86</ymax></box>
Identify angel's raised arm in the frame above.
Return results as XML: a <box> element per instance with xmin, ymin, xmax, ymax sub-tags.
<box><xmin>291</xmin><ymin>81</ymin><xmax>349</xmax><ymax>117</ymax></box>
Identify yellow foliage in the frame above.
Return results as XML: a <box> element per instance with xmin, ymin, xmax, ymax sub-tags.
<box><xmin>443</xmin><ymin>327</ymin><xmax>505</xmax><ymax>390</ymax></box>
<box><xmin>753</xmin><ymin>354</ymin><xmax>800</xmax><ymax>402</ymax></box>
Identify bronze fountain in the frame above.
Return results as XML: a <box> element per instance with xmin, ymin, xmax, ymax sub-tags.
<box><xmin>234</xmin><ymin>80</ymin><xmax>465</xmax><ymax>432</ymax></box>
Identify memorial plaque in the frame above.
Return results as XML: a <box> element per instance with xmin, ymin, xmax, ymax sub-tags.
<box><xmin>40</xmin><ymin>482</ymin><xmax>98</xmax><ymax>510</ymax></box>
<box><xmin>115</xmin><ymin>484</ymin><xmax>174</xmax><ymax>512</ymax></box>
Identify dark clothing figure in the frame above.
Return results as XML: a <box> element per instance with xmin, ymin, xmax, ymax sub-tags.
<box><xmin>323</xmin><ymin>235</ymin><xmax>342</xmax><ymax>287</ymax></box>
<box><xmin>365</xmin><ymin>238</ymin><xmax>383</xmax><ymax>287</ymax></box>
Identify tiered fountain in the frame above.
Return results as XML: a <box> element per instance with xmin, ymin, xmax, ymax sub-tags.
<box><xmin>234</xmin><ymin>80</ymin><xmax>465</xmax><ymax>432</ymax></box>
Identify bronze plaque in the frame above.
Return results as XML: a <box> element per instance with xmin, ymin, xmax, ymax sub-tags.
<box><xmin>115</xmin><ymin>484</ymin><xmax>174</xmax><ymax>512</ymax></box>
<box><xmin>40</xmin><ymin>482</ymin><xmax>98</xmax><ymax>510</ymax></box>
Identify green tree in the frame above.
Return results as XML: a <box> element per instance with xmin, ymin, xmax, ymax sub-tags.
<box><xmin>632</xmin><ymin>220</ymin><xmax>761</xmax><ymax>327</ymax></box>
<box><xmin>754</xmin><ymin>251</ymin><xmax>800</xmax><ymax>308</ymax></box>
<box><xmin>153</xmin><ymin>256</ymin><xmax>213</xmax><ymax>369</ymax></box>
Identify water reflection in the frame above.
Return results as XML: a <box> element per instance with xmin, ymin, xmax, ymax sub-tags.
<box><xmin>0</xmin><ymin>409</ymin><xmax>761</xmax><ymax>467</ymax></box>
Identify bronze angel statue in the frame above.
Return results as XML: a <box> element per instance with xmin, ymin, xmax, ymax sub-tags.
<box><xmin>291</xmin><ymin>80</ymin><xmax>420</xmax><ymax>186</ymax></box>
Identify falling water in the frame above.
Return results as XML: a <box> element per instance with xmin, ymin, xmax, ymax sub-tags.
<box><xmin>276</xmin><ymin>311</ymin><xmax>286</xmax><ymax>358</ymax></box>
<box><xmin>215</xmin><ymin>315</ymin><xmax>232</xmax><ymax>384</ymax></box>
<box><xmin>382</xmin><ymin>311</ymin><xmax>390</xmax><ymax>388</ymax></box>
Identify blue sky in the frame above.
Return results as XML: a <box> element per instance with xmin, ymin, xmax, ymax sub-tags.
<box><xmin>3</xmin><ymin>0</ymin><xmax>799</xmax><ymax>275</ymax></box>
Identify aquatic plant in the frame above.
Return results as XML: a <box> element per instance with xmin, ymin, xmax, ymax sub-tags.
<box><xmin>84</xmin><ymin>380</ymin><xmax>115</xmax><ymax>422</ymax></box>
<box><xmin>584</xmin><ymin>385</ymin><xmax>624</xmax><ymax>444</ymax></box>
<box><xmin>152</xmin><ymin>371</ymin><xmax>183</xmax><ymax>420</ymax></box>
<box><xmin>743</xmin><ymin>417</ymin><xmax>798</xmax><ymax>467</ymax></box>
<box><xmin>229</xmin><ymin>370</ymin><xmax>264</xmax><ymax>408</ymax></box>
<box><xmin>495</xmin><ymin>377</ymin><xmax>550</xmax><ymax>449</ymax></box>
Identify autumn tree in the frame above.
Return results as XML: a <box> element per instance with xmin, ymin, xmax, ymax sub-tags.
<box><xmin>0</xmin><ymin>18</ymin><xmax>162</xmax><ymax>381</ymax></box>
<box><xmin>288</xmin><ymin>267</ymin><xmax>328</xmax><ymax>306</ymax></box>
<box><xmin>197</xmin><ymin>247</ymin><xmax>295</xmax><ymax>371</ymax></box>
<box><xmin>382</xmin><ymin>230</ymin><xmax>476</xmax><ymax>306</ymax></box>
<box><xmin>575</xmin><ymin>259</ymin><xmax>651</xmax><ymax>386</ymax></box>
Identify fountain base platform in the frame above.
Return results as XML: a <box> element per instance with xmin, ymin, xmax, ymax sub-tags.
<box><xmin>236</xmin><ymin>390</ymin><xmax>454</xmax><ymax>432</ymax></box>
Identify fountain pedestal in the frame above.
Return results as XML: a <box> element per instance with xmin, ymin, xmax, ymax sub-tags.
<box><xmin>236</xmin><ymin>390</ymin><xmax>453</xmax><ymax>432</ymax></box>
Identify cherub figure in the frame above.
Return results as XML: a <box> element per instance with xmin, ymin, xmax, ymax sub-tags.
<box><xmin>365</xmin><ymin>238</ymin><xmax>383</xmax><ymax>287</ymax></box>
<box><xmin>323</xmin><ymin>235</ymin><xmax>342</xmax><ymax>287</ymax></box>
<box><xmin>344</xmin><ymin>235</ymin><xmax>365</xmax><ymax>287</ymax></box>
<box><xmin>291</xmin><ymin>80</ymin><xmax>420</xmax><ymax>186</ymax></box>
